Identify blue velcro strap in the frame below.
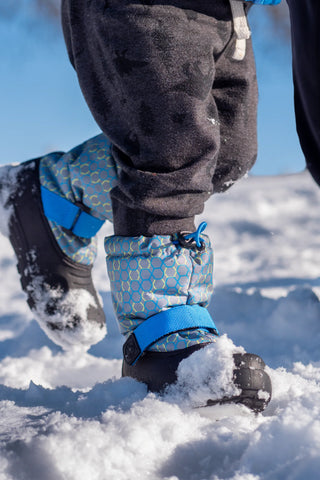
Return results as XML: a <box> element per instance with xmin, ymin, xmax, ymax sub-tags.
<box><xmin>245</xmin><ymin>0</ymin><xmax>281</xmax><ymax>4</ymax></box>
<box><xmin>41</xmin><ymin>186</ymin><xmax>104</xmax><ymax>239</ymax></box>
<box><xmin>123</xmin><ymin>305</ymin><xmax>219</xmax><ymax>366</ymax></box>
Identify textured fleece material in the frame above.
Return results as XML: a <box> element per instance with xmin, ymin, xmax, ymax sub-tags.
<box><xmin>61</xmin><ymin>0</ymin><xmax>258</xmax><ymax>236</ymax></box>
<box><xmin>287</xmin><ymin>0</ymin><xmax>320</xmax><ymax>187</ymax></box>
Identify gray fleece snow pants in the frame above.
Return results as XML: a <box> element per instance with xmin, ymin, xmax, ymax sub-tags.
<box><xmin>61</xmin><ymin>0</ymin><xmax>257</xmax><ymax>236</ymax></box>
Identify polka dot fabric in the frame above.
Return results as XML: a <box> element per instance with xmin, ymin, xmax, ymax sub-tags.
<box><xmin>39</xmin><ymin>134</ymin><xmax>118</xmax><ymax>265</ymax></box>
<box><xmin>105</xmin><ymin>233</ymin><xmax>216</xmax><ymax>352</ymax></box>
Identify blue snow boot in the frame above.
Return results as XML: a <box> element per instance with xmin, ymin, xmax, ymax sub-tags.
<box><xmin>0</xmin><ymin>135</ymin><xmax>118</xmax><ymax>349</ymax></box>
<box><xmin>105</xmin><ymin>223</ymin><xmax>272</xmax><ymax>412</ymax></box>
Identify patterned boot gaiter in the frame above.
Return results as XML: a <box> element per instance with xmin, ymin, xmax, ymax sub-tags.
<box><xmin>105</xmin><ymin>225</ymin><xmax>216</xmax><ymax>354</ymax></box>
<box><xmin>39</xmin><ymin>134</ymin><xmax>118</xmax><ymax>265</ymax></box>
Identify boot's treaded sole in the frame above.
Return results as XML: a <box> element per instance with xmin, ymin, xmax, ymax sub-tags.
<box><xmin>207</xmin><ymin>353</ymin><xmax>272</xmax><ymax>413</ymax></box>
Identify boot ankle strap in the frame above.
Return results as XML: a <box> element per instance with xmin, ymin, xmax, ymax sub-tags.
<box><xmin>41</xmin><ymin>186</ymin><xmax>104</xmax><ymax>238</ymax></box>
<box><xmin>123</xmin><ymin>305</ymin><xmax>219</xmax><ymax>366</ymax></box>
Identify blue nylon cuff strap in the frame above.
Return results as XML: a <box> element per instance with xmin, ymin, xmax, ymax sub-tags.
<box><xmin>245</xmin><ymin>0</ymin><xmax>281</xmax><ymax>4</ymax></box>
<box><xmin>123</xmin><ymin>305</ymin><xmax>219</xmax><ymax>366</ymax></box>
<box><xmin>41</xmin><ymin>186</ymin><xmax>104</xmax><ymax>239</ymax></box>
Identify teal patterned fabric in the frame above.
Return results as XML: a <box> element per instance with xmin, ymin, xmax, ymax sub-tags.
<box><xmin>105</xmin><ymin>232</ymin><xmax>216</xmax><ymax>352</ymax></box>
<box><xmin>39</xmin><ymin>134</ymin><xmax>118</xmax><ymax>265</ymax></box>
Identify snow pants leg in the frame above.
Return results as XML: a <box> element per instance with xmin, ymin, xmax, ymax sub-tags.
<box><xmin>61</xmin><ymin>0</ymin><xmax>258</xmax><ymax>236</ymax></box>
<box><xmin>287</xmin><ymin>0</ymin><xmax>320</xmax><ymax>186</ymax></box>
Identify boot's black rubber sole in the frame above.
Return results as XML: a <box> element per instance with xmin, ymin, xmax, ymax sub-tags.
<box><xmin>206</xmin><ymin>353</ymin><xmax>272</xmax><ymax>413</ymax></box>
<box><xmin>123</xmin><ymin>346</ymin><xmax>272</xmax><ymax>413</ymax></box>
<box><xmin>2</xmin><ymin>159</ymin><xmax>105</xmax><ymax>340</ymax></box>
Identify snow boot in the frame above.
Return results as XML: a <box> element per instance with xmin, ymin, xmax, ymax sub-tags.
<box><xmin>0</xmin><ymin>135</ymin><xmax>118</xmax><ymax>349</ymax></box>
<box><xmin>105</xmin><ymin>223</ymin><xmax>272</xmax><ymax>412</ymax></box>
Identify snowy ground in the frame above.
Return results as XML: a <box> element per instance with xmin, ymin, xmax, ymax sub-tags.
<box><xmin>1</xmin><ymin>170</ymin><xmax>320</xmax><ymax>479</ymax></box>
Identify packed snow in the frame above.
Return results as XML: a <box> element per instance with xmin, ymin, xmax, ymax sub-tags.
<box><xmin>1</xmin><ymin>170</ymin><xmax>320</xmax><ymax>479</ymax></box>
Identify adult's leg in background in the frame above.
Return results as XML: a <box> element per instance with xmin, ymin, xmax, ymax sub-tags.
<box><xmin>287</xmin><ymin>0</ymin><xmax>320</xmax><ymax>185</ymax></box>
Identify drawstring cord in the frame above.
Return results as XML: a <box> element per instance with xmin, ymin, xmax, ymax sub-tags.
<box><xmin>183</xmin><ymin>221</ymin><xmax>207</xmax><ymax>248</ymax></box>
<box><xmin>229</xmin><ymin>0</ymin><xmax>251</xmax><ymax>61</ymax></box>
<box><xmin>175</xmin><ymin>221</ymin><xmax>208</xmax><ymax>251</ymax></box>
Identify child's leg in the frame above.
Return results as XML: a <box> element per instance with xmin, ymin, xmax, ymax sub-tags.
<box><xmin>0</xmin><ymin>134</ymin><xmax>118</xmax><ymax>349</ymax></box>
<box><xmin>61</xmin><ymin>0</ymin><xmax>271</xmax><ymax>409</ymax></box>
<box><xmin>61</xmin><ymin>0</ymin><xmax>256</xmax><ymax>346</ymax></box>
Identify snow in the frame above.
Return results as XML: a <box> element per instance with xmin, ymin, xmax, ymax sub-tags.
<box><xmin>28</xmin><ymin>279</ymin><xmax>107</xmax><ymax>350</ymax></box>
<box><xmin>1</xmin><ymin>170</ymin><xmax>320</xmax><ymax>479</ymax></box>
<box><xmin>0</xmin><ymin>164</ymin><xmax>21</xmax><ymax>237</ymax></box>
<box><xmin>166</xmin><ymin>337</ymin><xmax>245</xmax><ymax>408</ymax></box>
